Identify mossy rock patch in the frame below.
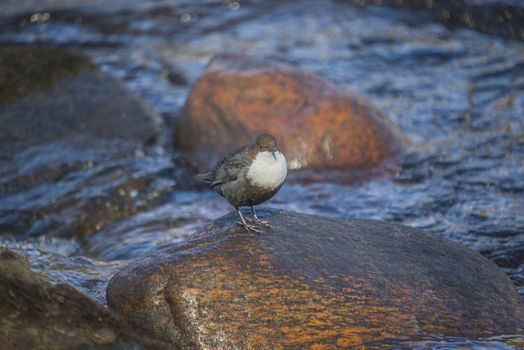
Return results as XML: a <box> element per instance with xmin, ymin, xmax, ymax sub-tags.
<box><xmin>0</xmin><ymin>45</ymin><xmax>94</xmax><ymax>106</ymax></box>
<box><xmin>0</xmin><ymin>45</ymin><xmax>161</xmax><ymax>163</ymax></box>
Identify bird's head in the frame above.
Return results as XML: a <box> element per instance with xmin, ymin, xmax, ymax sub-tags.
<box><xmin>254</xmin><ymin>133</ymin><xmax>278</xmax><ymax>159</ymax></box>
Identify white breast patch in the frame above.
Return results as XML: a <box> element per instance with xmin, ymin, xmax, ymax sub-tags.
<box><xmin>246</xmin><ymin>151</ymin><xmax>287</xmax><ymax>189</ymax></box>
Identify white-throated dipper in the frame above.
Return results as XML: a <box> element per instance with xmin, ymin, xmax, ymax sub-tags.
<box><xmin>199</xmin><ymin>133</ymin><xmax>287</xmax><ymax>233</ymax></box>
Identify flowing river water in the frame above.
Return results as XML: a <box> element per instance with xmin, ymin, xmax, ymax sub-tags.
<box><xmin>1</xmin><ymin>0</ymin><xmax>523</xmax><ymax>348</ymax></box>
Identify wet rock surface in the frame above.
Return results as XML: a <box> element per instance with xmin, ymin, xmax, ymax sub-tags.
<box><xmin>175</xmin><ymin>54</ymin><xmax>405</xmax><ymax>171</ymax></box>
<box><xmin>107</xmin><ymin>209</ymin><xmax>524</xmax><ymax>349</ymax></box>
<box><xmin>0</xmin><ymin>247</ymin><xmax>174</xmax><ymax>350</ymax></box>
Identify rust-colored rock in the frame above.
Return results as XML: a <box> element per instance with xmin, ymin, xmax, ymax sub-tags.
<box><xmin>175</xmin><ymin>54</ymin><xmax>405</xmax><ymax>171</ymax></box>
<box><xmin>107</xmin><ymin>209</ymin><xmax>524</xmax><ymax>349</ymax></box>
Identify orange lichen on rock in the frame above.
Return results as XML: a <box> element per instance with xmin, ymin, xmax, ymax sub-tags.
<box><xmin>175</xmin><ymin>54</ymin><xmax>406</xmax><ymax>171</ymax></box>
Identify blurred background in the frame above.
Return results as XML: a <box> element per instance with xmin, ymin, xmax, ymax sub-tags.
<box><xmin>0</xmin><ymin>1</ymin><xmax>523</xmax><ymax>348</ymax></box>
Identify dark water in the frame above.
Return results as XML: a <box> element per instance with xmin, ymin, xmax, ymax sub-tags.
<box><xmin>1</xmin><ymin>0</ymin><xmax>524</xmax><ymax>348</ymax></box>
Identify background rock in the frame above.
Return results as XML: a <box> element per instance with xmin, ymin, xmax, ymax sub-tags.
<box><xmin>107</xmin><ymin>209</ymin><xmax>524</xmax><ymax>349</ymax></box>
<box><xmin>0</xmin><ymin>45</ymin><xmax>163</xmax><ymax>164</ymax></box>
<box><xmin>0</xmin><ymin>247</ymin><xmax>174</xmax><ymax>350</ymax></box>
<box><xmin>175</xmin><ymin>54</ymin><xmax>405</xmax><ymax>171</ymax></box>
<box><xmin>0</xmin><ymin>45</ymin><xmax>179</xmax><ymax>241</ymax></box>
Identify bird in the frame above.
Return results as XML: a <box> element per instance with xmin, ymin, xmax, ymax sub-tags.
<box><xmin>198</xmin><ymin>133</ymin><xmax>287</xmax><ymax>233</ymax></box>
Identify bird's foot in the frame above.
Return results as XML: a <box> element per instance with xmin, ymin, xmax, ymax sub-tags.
<box><xmin>236</xmin><ymin>220</ymin><xmax>262</xmax><ymax>234</ymax></box>
<box><xmin>247</xmin><ymin>217</ymin><xmax>272</xmax><ymax>228</ymax></box>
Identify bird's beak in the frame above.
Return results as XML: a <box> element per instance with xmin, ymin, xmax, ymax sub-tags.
<box><xmin>271</xmin><ymin>149</ymin><xmax>277</xmax><ymax>160</ymax></box>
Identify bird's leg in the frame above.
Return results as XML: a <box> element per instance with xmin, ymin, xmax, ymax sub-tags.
<box><xmin>249</xmin><ymin>205</ymin><xmax>272</xmax><ymax>227</ymax></box>
<box><xmin>235</xmin><ymin>207</ymin><xmax>261</xmax><ymax>233</ymax></box>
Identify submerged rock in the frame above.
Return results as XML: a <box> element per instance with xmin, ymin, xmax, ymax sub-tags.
<box><xmin>107</xmin><ymin>209</ymin><xmax>524</xmax><ymax>349</ymax></box>
<box><xmin>0</xmin><ymin>248</ymin><xmax>174</xmax><ymax>350</ymax></box>
<box><xmin>175</xmin><ymin>54</ymin><xmax>405</xmax><ymax>171</ymax></box>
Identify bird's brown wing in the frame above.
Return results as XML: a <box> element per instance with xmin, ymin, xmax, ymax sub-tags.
<box><xmin>200</xmin><ymin>145</ymin><xmax>251</xmax><ymax>188</ymax></box>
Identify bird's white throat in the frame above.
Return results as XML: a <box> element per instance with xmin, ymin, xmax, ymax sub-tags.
<box><xmin>246</xmin><ymin>151</ymin><xmax>287</xmax><ymax>189</ymax></box>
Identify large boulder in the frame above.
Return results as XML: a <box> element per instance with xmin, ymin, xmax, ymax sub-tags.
<box><xmin>0</xmin><ymin>248</ymin><xmax>174</xmax><ymax>350</ymax></box>
<box><xmin>175</xmin><ymin>54</ymin><xmax>405</xmax><ymax>171</ymax></box>
<box><xmin>0</xmin><ymin>45</ymin><xmax>162</xmax><ymax>164</ymax></box>
<box><xmin>107</xmin><ymin>209</ymin><xmax>524</xmax><ymax>349</ymax></box>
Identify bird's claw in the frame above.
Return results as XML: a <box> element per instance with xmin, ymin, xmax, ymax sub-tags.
<box><xmin>247</xmin><ymin>217</ymin><xmax>272</xmax><ymax>228</ymax></box>
<box><xmin>236</xmin><ymin>220</ymin><xmax>262</xmax><ymax>234</ymax></box>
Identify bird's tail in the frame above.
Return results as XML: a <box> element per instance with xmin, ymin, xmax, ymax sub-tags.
<box><xmin>197</xmin><ymin>172</ymin><xmax>214</xmax><ymax>184</ymax></box>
